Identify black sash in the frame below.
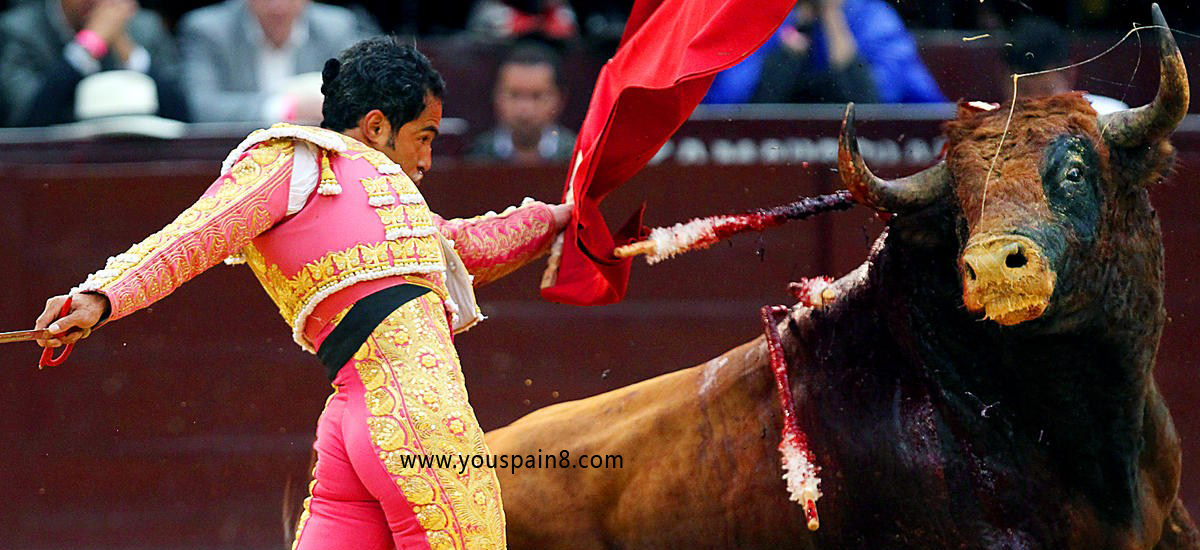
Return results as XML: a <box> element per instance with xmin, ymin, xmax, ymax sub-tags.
<box><xmin>316</xmin><ymin>284</ymin><xmax>431</xmax><ymax>379</ymax></box>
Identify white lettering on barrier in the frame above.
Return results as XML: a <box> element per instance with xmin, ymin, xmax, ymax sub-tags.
<box><xmin>649</xmin><ymin>136</ymin><xmax>947</xmax><ymax>167</ymax></box>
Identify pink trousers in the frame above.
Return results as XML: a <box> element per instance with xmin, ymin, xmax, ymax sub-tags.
<box><xmin>292</xmin><ymin>294</ymin><xmax>506</xmax><ymax>549</ymax></box>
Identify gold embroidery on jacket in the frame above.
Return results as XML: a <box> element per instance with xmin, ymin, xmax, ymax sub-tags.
<box><xmin>216</xmin><ymin>126</ymin><xmax>452</xmax><ymax>346</ymax></box>
<box><xmin>376</xmin><ymin>204</ymin><xmax>435</xmax><ymax>234</ymax></box>
<box><xmin>242</xmin><ymin>239</ymin><xmax>446</xmax><ymax>328</ymax></box>
<box><xmin>362</xmin><ymin>176</ymin><xmax>394</xmax><ymax>204</ymax></box>
<box><xmin>199</xmin><ymin>125</ymin><xmax>455</xmax><ymax>350</ymax></box>
<box><xmin>352</xmin><ymin>293</ymin><xmax>505</xmax><ymax>549</ymax></box>
<box><xmin>440</xmin><ymin>209</ymin><xmax>555</xmax><ymax>286</ymax></box>
<box><xmin>340</xmin><ymin>143</ymin><xmax>395</xmax><ymax>166</ymax></box>
<box><xmin>86</xmin><ymin>140</ymin><xmax>294</xmax><ymax>319</ymax></box>
<box><xmin>386</xmin><ymin>174</ymin><xmax>419</xmax><ymax>196</ymax></box>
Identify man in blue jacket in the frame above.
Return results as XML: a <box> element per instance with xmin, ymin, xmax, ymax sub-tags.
<box><xmin>704</xmin><ymin>0</ymin><xmax>945</xmax><ymax>104</ymax></box>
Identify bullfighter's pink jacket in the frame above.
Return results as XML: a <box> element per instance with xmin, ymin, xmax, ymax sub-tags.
<box><xmin>72</xmin><ymin>124</ymin><xmax>558</xmax><ymax>352</ymax></box>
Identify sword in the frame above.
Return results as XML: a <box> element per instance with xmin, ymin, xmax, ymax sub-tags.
<box><xmin>0</xmin><ymin>327</ymin><xmax>89</xmax><ymax>344</ymax></box>
<box><xmin>0</xmin><ymin>329</ymin><xmax>55</xmax><ymax>344</ymax></box>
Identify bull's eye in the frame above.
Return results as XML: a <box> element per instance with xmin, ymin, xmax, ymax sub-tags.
<box><xmin>1064</xmin><ymin>167</ymin><xmax>1083</xmax><ymax>183</ymax></box>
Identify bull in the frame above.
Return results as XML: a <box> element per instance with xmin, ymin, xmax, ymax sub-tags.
<box><xmin>485</xmin><ymin>5</ymin><xmax>1199</xmax><ymax>548</ymax></box>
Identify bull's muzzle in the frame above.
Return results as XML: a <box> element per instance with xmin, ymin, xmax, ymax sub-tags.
<box><xmin>960</xmin><ymin>235</ymin><xmax>1056</xmax><ymax>326</ymax></box>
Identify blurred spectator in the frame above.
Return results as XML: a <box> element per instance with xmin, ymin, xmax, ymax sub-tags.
<box><xmin>178</xmin><ymin>0</ymin><xmax>376</xmax><ymax>124</ymax></box>
<box><xmin>468</xmin><ymin>0</ymin><xmax>577</xmax><ymax>45</ymax></box>
<box><xmin>704</xmin><ymin>0</ymin><xmax>946</xmax><ymax>104</ymax></box>
<box><xmin>0</xmin><ymin>0</ymin><xmax>188</xmax><ymax>127</ymax></box>
<box><xmin>571</xmin><ymin>0</ymin><xmax>632</xmax><ymax>49</ymax></box>
<box><xmin>1001</xmin><ymin>16</ymin><xmax>1127</xmax><ymax>114</ymax></box>
<box><xmin>470</xmin><ymin>44</ymin><xmax>576</xmax><ymax>164</ymax></box>
<box><xmin>753</xmin><ymin>0</ymin><xmax>877</xmax><ymax>103</ymax></box>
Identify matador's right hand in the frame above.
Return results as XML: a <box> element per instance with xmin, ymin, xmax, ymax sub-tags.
<box><xmin>34</xmin><ymin>293</ymin><xmax>109</xmax><ymax>348</ymax></box>
<box><xmin>547</xmin><ymin>203</ymin><xmax>572</xmax><ymax>233</ymax></box>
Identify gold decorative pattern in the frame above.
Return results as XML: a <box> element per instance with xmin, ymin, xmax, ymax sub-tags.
<box><xmin>361</xmin><ymin>175</ymin><xmax>423</xmax><ymax>204</ymax></box>
<box><xmin>214</xmin><ymin>124</ymin><xmax>456</xmax><ymax>351</ymax></box>
<box><xmin>376</xmin><ymin>203</ymin><xmax>436</xmax><ymax>238</ymax></box>
<box><xmin>436</xmin><ymin>203</ymin><xmax>557</xmax><ymax>286</ymax></box>
<box><xmin>225</xmin><ymin>124</ymin><xmax>453</xmax><ymax>348</ymax></box>
<box><xmin>317</xmin><ymin>152</ymin><xmax>341</xmax><ymax>195</ymax></box>
<box><xmin>362</xmin><ymin>176</ymin><xmax>396</xmax><ymax>206</ymax></box>
<box><xmin>351</xmin><ymin>293</ymin><xmax>506</xmax><ymax>549</ymax></box>
<box><xmin>78</xmin><ymin>140</ymin><xmax>295</xmax><ymax>321</ymax></box>
<box><xmin>339</xmin><ymin>139</ymin><xmax>400</xmax><ymax>168</ymax></box>
<box><xmin>387</xmin><ymin>175</ymin><xmax>418</xmax><ymax>196</ymax></box>
<box><xmin>241</xmin><ymin>239</ymin><xmax>446</xmax><ymax>340</ymax></box>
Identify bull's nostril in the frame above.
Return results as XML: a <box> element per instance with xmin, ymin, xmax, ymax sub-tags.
<box><xmin>965</xmin><ymin>263</ymin><xmax>977</xmax><ymax>281</ymax></box>
<box><xmin>1006</xmin><ymin>245</ymin><xmax>1028</xmax><ymax>269</ymax></box>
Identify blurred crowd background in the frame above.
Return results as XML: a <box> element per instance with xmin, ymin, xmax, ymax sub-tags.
<box><xmin>0</xmin><ymin>0</ymin><xmax>1190</xmax><ymax>164</ymax></box>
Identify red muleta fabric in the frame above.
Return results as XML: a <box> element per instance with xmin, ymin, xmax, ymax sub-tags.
<box><xmin>541</xmin><ymin>0</ymin><xmax>796</xmax><ymax>305</ymax></box>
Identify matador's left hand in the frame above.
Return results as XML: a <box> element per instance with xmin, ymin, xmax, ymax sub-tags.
<box><xmin>547</xmin><ymin>203</ymin><xmax>572</xmax><ymax>233</ymax></box>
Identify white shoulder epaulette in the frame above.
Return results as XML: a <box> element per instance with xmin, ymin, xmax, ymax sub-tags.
<box><xmin>220</xmin><ymin>124</ymin><xmax>349</xmax><ymax>175</ymax></box>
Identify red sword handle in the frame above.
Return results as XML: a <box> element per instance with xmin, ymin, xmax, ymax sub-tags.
<box><xmin>39</xmin><ymin>296</ymin><xmax>74</xmax><ymax>368</ymax></box>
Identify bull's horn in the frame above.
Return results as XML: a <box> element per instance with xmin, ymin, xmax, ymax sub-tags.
<box><xmin>838</xmin><ymin>103</ymin><xmax>950</xmax><ymax>213</ymax></box>
<box><xmin>1099</xmin><ymin>3</ymin><xmax>1189</xmax><ymax>147</ymax></box>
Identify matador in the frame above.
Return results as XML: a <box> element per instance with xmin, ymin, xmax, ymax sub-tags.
<box><xmin>34</xmin><ymin>37</ymin><xmax>570</xmax><ymax>549</ymax></box>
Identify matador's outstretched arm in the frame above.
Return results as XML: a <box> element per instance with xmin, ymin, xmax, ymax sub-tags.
<box><xmin>34</xmin><ymin>140</ymin><xmax>298</xmax><ymax>347</ymax></box>
<box><xmin>434</xmin><ymin>200</ymin><xmax>566</xmax><ymax>287</ymax></box>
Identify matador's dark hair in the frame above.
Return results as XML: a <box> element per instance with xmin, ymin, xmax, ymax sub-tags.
<box><xmin>320</xmin><ymin>36</ymin><xmax>446</xmax><ymax>131</ymax></box>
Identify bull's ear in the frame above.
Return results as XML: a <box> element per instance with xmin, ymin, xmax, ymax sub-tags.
<box><xmin>839</xmin><ymin>103</ymin><xmax>951</xmax><ymax>213</ymax></box>
<box><xmin>1099</xmin><ymin>3</ymin><xmax>1189</xmax><ymax>147</ymax></box>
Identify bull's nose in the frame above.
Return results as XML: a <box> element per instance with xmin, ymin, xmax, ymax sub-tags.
<box><xmin>963</xmin><ymin>240</ymin><xmax>1029</xmax><ymax>280</ymax></box>
<box><xmin>960</xmin><ymin>235</ymin><xmax>1056</xmax><ymax>325</ymax></box>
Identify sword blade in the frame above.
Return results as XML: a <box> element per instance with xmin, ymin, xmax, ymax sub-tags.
<box><xmin>0</xmin><ymin>329</ymin><xmax>52</xmax><ymax>344</ymax></box>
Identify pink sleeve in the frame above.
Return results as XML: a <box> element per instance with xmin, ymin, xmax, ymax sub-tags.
<box><xmin>75</xmin><ymin>140</ymin><xmax>296</xmax><ymax>322</ymax></box>
<box><xmin>434</xmin><ymin>201</ymin><xmax>558</xmax><ymax>287</ymax></box>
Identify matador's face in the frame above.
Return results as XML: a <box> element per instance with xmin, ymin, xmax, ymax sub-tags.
<box><xmin>381</xmin><ymin>93</ymin><xmax>442</xmax><ymax>186</ymax></box>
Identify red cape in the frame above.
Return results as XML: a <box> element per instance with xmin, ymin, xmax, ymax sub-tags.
<box><xmin>541</xmin><ymin>0</ymin><xmax>795</xmax><ymax>305</ymax></box>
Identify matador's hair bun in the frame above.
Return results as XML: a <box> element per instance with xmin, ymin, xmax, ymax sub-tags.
<box><xmin>320</xmin><ymin>58</ymin><xmax>341</xmax><ymax>96</ymax></box>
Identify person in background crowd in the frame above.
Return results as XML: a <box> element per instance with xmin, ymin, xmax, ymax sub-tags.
<box><xmin>752</xmin><ymin>0</ymin><xmax>877</xmax><ymax>103</ymax></box>
<box><xmin>469</xmin><ymin>43</ymin><xmax>576</xmax><ymax>164</ymax></box>
<box><xmin>704</xmin><ymin>0</ymin><xmax>946</xmax><ymax>104</ymax></box>
<box><xmin>468</xmin><ymin>0</ymin><xmax>577</xmax><ymax>44</ymax></box>
<box><xmin>0</xmin><ymin>0</ymin><xmax>188</xmax><ymax>127</ymax></box>
<box><xmin>1001</xmin><ymin>15</ymin><xmax>1127</xmax><ymax>114</ymax></box>
<box><xmin>569</xmin><ymin>0</ymin><xmax>632</xmax><ymax>47</ymax></box>
<box><xmin>178</xmin><ymin>0</ymin><xmax>377</xmax><ymax>124</ymax></box>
